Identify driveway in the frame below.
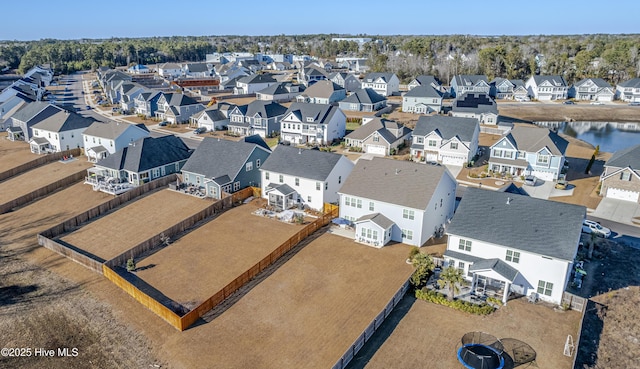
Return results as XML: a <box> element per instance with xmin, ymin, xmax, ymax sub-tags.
<box><xmin>592</xmin><ymin>198</ymin><xmax>640</xmax><ymax>225</ymax></box>
<box><xmin>521</xmin><ymin>179</ymin><xmax>555</xmax><ymax>199</ymax></box>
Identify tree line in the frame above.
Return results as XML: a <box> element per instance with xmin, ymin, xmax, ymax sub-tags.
<box><xmin>1</xmin><ymin>34</ymin><xmax>638</xmax><ymax>84</ymax></box>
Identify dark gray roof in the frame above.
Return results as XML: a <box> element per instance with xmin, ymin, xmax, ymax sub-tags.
<box><xmin>452</xmin><ymin>93</ymin><xmax>498</xmax><ymax>114</ymax></box>
<box><xmin>10</xmin><ymin>101</ymin><xmax>53</xmax><ymax>122</ymax></box>
<box><xmin>447</xmin><ymin>188</ymin><xmax>585</xmax><ymax>261</ymax></box>
<box><xmin>403</xmin><ymin>85</ymin><xmax>442</xmax><ymax>98</ymax></box>
<box><xmin>363</xmin><ymin>73</ymin><xmax>396</xmax><ymax>83</ymax></box>
<box><xmin>342</xmin><ymin>88</ymin><xmax>386</xmax><ymax>104</ymax></box>
<box><xmin>83</xmin><ymin>121</ymin><xmax>148</xmax><ymax>139</ymax></box>
<box><xmin>469</xmin><ymin>258</ymin><xmax>519</xmax><ymax>282</ymax></box>
<box><xmin>96</xmin><ymin>135</ymin><xmax>192</xmax><ymax>173</ymax></box>
<box><xmin>443</xmin><ymin>249</ymin><xmax>483</xmax><ymax>263</ymax></box>
<box><xmin>338</xmin><ymin>156</ymin><xmax>452</xmax><ymax>210</ymax></box>
<box><xmin>238</xmin><ymin>74</ymin><xmax>277</xmax><ymax>84</ymax></box>
<box><xmin>412</xmin><ymin>115</ymin><xmax>478</xmax><ymax>142</ymax></box>
<box><xmin>7</xmin><ymin>126</ymin><xmax>23</xmax><ymax>133</ymax></box>
<box><xmin>201</xmin><ymin>108</ymin><xmax>228</xmax><ymax>122</ymax></box>
<box><xmin>283</xmin><ymin>102</ymin><xmax>340</xmax><ymax>125</ymax></box>
<box><xmin>355</xmin><ymin>212</ymin><xmax>394</xmax><ymax>229</ymax></box>
<box><xmin>245</xmin><ymin>100</ymin><xmax>288</xmax><ymax>119</ymax></box>
<box><xmin>618</xmin><ymin>78</ymin><xmax>640</xmax><ymax>88</ymax></box>
<box><xmin>499</xmin><ymin>183</ymin><xmax>529</xmax><ymax>196</ymax></box>
<box><xmin>31</xmin><ymin>136</ymin><xmax>49</xmax><ymax>145</ymax></box>
<box><xmin>412</xmin><ymin>75</ymin><xmax>440</xmax><ymax>87</ymax></box>
<box><xmin>452</xmin><ymin>75</ymin><xmax>488</xmax><ymax>86</ymax></box>
<box><xmin>181</xmin><ymin>136</ymin><xmax>269</xmax><ymax>180</ymax></box>
<box><xmin>257</xmin><ymin>82</ymin><xmax>294</xmax><ymax>96</ymax></box>
<box><xmin>32</xmin><ymin>110</ymin><xmax>94</xmax><ymax>132</ymax></box>
<box><xmin>164</xmin><ymin>93</ymin><xmax>200</xmax><ymax>107</ymax></box>
<box><xmin>346</xmin><ymin>118</ymin><xmax>410</xmax><ymax>144</ymax></box>
<box><xmin>531</xmin><ymin>75</ymin><xmax>567</xmax><ymax>87</ymax></box>
<box><xmin>498</xmin><ymin>125</ymin><xmax>568</xmax><ymax>156</ymax></box>
<box><xmin>186</xmin><ymin>63</ymin><xmax>210</xmax><ymax>73</ymax></box>
<box><xmin>269</xmin><ymin>183</ymin><xmax>296</xmax><ymax>195</ymax></box>
<box><xmin>574</xmin><ymin>78</ymin><xmax>612</xmax><ymax>88</ymax></box>
<box><xmin>260</xmin><ymin>145</ymin><xmax>346</xmax><ymax>181</ymax></box>
<box><xmin>606</xmin><ymin>144</ymin><xmax>640</xmax><ymax>169</ymax></box>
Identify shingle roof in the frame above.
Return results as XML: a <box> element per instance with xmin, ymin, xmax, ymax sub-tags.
<box><xmin>412</xmin><ymin>115</ymin><xmax>478</xmax><ymax>142</ymax></box>
<box><xmin>412</xmin><ymin>75</ymin><xmax>440</xmax><ymax>87</ymax></box>
<box><xmin>404</xmin><ymin>85</ymin><xmax>442</xmax><ymax>98</ymax></box>
<box><xmin>257</xmin><ymin>82</ymin><xmax>293</xmax><ymax>96</ymax></box>
<box><xmin>469</xmin><ymin>258</ymin><xmax>519</xmax><ymax>282</ymax></box>
<box><xmin>238</xmin><ymin>74</ymin><xmax>277</xmax><ymax>84</ymax></box>
<box><xmin>605</xmin><ymin>143</ymin><xmax>640</xmax><ymax>169</ymax></box>
<box><xmin>574</xmin><ymin>78</ymin><xmax>612</xmax><ymax>88</ymax></box>
<box><xmin>260</xmin><ymin>145</ymin><xmax>346</xmax><ymax>181</ymax></box>
<box><xmin>363</xmin><ymin>72</ymin><xmax>395</xmax><ymax>83</ymax></box>
<box><xmin>355</xmin><ymin>213</ymin><xmax>394</xmax><ymax>229</ymax></box>
<box><xmin>618</xmin><ymin>78</ymin><xmax>640</xmax><ymax>88</ymax></box>
<box><xmin>96</xmin><ymin>135</ymin><xmax>192</xmax><ymax>173</ymax></box>
<box><xmin>345</xmin><ymin>118</ymin><xmax>410</xmax><ymax>144</ymax></box>
<box><xmin>181</xmin><ymin>136</ymin><xmax>269</xmax><ymax>180</ymax></box>
<box><xmin>338</xmin><ymin>156</ymin><xmax>452</xmax><ymax>210</ymax></box>
<box><xmin>186</xmin><ymin>63</ymin><xmax>209</xmax><ymax>73</ymax></box>
<box><xmin>531</xmin><ymin>75</ymin><xmax>567</xmax><ymax>87</ymax></box>
<box><xmin>447</xmin><ymin>188</ymin><xmax>585</xmax><ymax>261</ymax></box>
<box><xmin>83</xmin><ymin>121</ymin><xmax>148</xmax><ymax>140</ymax></box>
<box><xmin>301</xmin><ymin>80</ymin><xmax>344</xmax><ymax>99</ymax></box>
<box><xmin>453</xmin><ymin>75</ymin><xmax>488</xmax><ymax>86</ymax></box>
<box><xmin>283</xmin><ymin>102</ymin><xmax>341</xmax><ymax>125</ymax></box>
<box><xmin>201</xmin><ymin>108</ymin><xmax>228</xmax><ymax>122</ymax></box>
<box><xmin>499</xmin><ymin>125</ymin><xmax>568</xmax><ymax>156</ymax></box>
<box><xmin>10</xmin><ymin>101</ymin><xmax>53</xmax><ymax>122</ymax></box>
<box><xmin>452</xmin><ymin>93</ymin><xmax>498</xmax><ymax>114</ymax></box>
<box><xmin>245</xmin><ymin>100</ymin><xmax>288</xmax><ymax>119</ymax></box>
<box><xmin>165</xmin><ymin>93</ymin><xmax>200</xmax><ymax>107</ymax></box>
<box><xmin>31</xmin><ymin>110</ymin><xmax>94</xmax><ymax>132</ymax></box>
<box><xmin>342</xmin><ymin>88</ymin><xmax>386</xmax><ymax>104</ymax></box>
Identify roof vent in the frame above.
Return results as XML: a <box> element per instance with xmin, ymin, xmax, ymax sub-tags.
<box><xmin>506</xmin><ymin>197</ymin><xmax>512</xmax><ymax>205</ymax></box>
<box><xmin>395</xmin><ymin>168</ymin><xmax>400</xmax><ymax>175</ymax></box>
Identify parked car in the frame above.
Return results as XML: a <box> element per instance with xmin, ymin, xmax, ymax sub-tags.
<box><xmin>524</xmin><ymin>175</ymin><xmax>536</xmax><ymax>186</ymax></box>
<box><xmin>629</xmin><ymin>102</ymin><xmax>640</xmax><ymax>106</ymax></box>
<box><xmin>515</xmin><ymin>96</ymin><xmax>530</xmax><ymax>102</ymax></box>
<box><xmin>563</xmin><ymin>100</ymin><xmax>575</xmax><ymax>105</ymax></box>
<box><xmin>193</xmin><ymin>127</ymin><xmax>207</xmax><ymax>134</ymax></box>
<box><xmin>555</xmin><ymin>179</ymin><xmax>568</xmax><ymax>190</ymax></box>
<box><xmin>158</xmin><ymin>121</ymin><xmax>168</xmax><ymax>127</ymax></box>
<box><xmin>582</xmin><ymin>219</ymin><xmax>611</xmax><ymax>238</ymax></box>
<box><xmin>590</xmin><ymin>101</ymin><xmax>604</xmax><ymax>105</ymax></box>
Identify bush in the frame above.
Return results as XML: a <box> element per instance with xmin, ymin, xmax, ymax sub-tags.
<box><xmin>415</xmin><ymin>288</ymin><xmax>495</xmax><ymax>315</ymax></box>
<box><xmin>126</xmin><ymin>258</ymin><xmax>136</xmax><ymax>272</ymax></box>
<box><xmin>486</xmin><ymin>296</ymin><xmax>503</xmax><ymax>306</ymax></box>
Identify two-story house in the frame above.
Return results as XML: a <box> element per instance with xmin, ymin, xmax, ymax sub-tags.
<box><xmin>599</xmin><ymin>143</ymin><xmax>640</xmax><ymax>203</ymax></box>
<box><xmin>449</xmin><ymin>75</ymin><xmax>490</xmax><ymax>98</ymax></box>
<box><xmin>345</xmin><ymin>117</ymin><xmax>411</xmax><ymax>156</ymax></box>
<box><xmin>338</xmin><ymin>157</ymin><xmax>457</xmax><ymax>248</ymax></box>
<box><xmin>158</xmin><ymin>63</ymin><xmax>183</xmax><ymax>79</ymax></box>
<box><xmin>407</xmin><ymin>75</ymin><xmax>442</xmax><ymax>91</ymax></box>
<box><xmin>488</xmin><ymin>125</ymin><xmax>568</xmax><ymax>181</ymax></box>
<box><xmin>298</xmin><ymin>66</ymin><xmax>328</xmax><ymax>87</ymax></box>
<box><xmin>525</xmin><ymin>75</ymin><xmax>568</xmax><ymax>101</ymax></box>
<box><xmin>193</xmin><ymin>107</ymin><xmax>231</xmax><ymax>132</ymax></box>
<box><xmin>260</xmin><ymin>145</ymin><xmax>354</xmax><ymax>211</ymax></box>
<box><xmin>295</xmin><ymin>80</ymin><xmax>346</xmax><ymax>105</ymax></box>
<box><xmin>180</xmin><ymin>136</ymin><xmax>271</xmax><ymax>199</ymax></box>
<box><xmin>279</xmin><ymin>102</ymin><xmax>346</xmax><ymax>146</ymax></box>
<box><xmin>256</xmin><ymin>82</ymin><xmax>303</xmax><ymax>102</ymax></box>
<box><xmin>328</xmin><ymin>72</ymin><xmax>361</xmax><ymax>92</ymax></box>
<box><xmin>616</xmin><ymin>78</ymin><xmax>640</xmax><ymax>102</ymax></box>
<box><xmin>133</xmin><ymin>91</ymin><xmax>164</xmax><ymax>118</ymax></box>
<box><xmin>490</xmin><ymin>78</ymin><xmax>519</xmax><ymax>99</ymax></box>
<box><xmin>450</xmin><ymin>93</ymin><xmax>499</xmax><ymax>125</ymax></box>
<box><xmin>227</xmin><ymin>100</ymin><xmax>288</xmax><ymax>138</ymax></box>
<box><xmin>360</xmin><ymin>73</ymin><xmax>400</xmax><ymax>97</ymax></box>
<box><xmin>118</xmin><ymin>83</ymin><xmax>148</xmax><ymax>113</ymax></box>
<box><xmin>402</xmin><ymin>85</ymin><xmax>443</xmax><ymax>114</ymax></box>
<box><xmin>338</xmin><ymin>88</ymin><xmax>387</xmax><ymax>112</ymax></box>
<box><xmin>572</xmin><ymin>78</ymin><xmax>614</xmax><ymax>102</ymax></box>
<box><xmin>410</xmin><ymin>115</ymin><xmax>480</xmax><ymax>166</ymax></box>
<box><xmin>82</xmin><ymin>121</ymin><xmax>150</xmax><ymax>162</ymax></box>
<box><xmin>234</xmin><ymin>73</ymin><xmax>278</xmax><ymax>95</ymax></box>
<box><xmin>6</xmin><ymin>101</ymin><xmax>59</xmax><ymax>141</ymax></box>
<box><xmin>445</xmin><ymin>188</ymin><xmax>585</xmax><ymax>305</ymax></box>
<box><xmin>29</xmin><ymin>109</ymin><xmax>94</xmax><ymax>154</ymax></box>
<box><xmin>155</xmin><ymin>93</ymin><xmax>205</xmax><ymax>124</ymax></box>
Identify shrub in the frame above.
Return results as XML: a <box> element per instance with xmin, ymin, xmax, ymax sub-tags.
<box><xmin>486</xmin><ymin>296</ymin><xmax>503</xmax><ymax>306</ymax></box>
<box><xmin>408</xmin><ymin>246</ymin><xmax>420</xmax><ymax>260</ymax></box>
<box><xmin>415</xmin><ymin>288</ymin><xmax>495</xmax><ymax>315</ymax></box>
<box><xmin>126</xmin><ymin>258</ymin><xmax>136</xmax><ymax>272</ymax></box>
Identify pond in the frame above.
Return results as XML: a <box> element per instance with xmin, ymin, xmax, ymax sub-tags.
<box><xmin>534</xmin><ymin>121</ymin><xmax>640</xmax><ymax>153</ymax></box>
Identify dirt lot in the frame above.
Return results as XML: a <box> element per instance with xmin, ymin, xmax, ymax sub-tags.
<box><xmin>135</xmin><ymin>201</ymin><xmax>308</xmax><ymax>305</ymax></box>
<box><xmin>0</xmin><ymin>134</ymin><xmax>34</xmax><ymax>172</ymax></box>
<box><xmin>61</xmin><ymin>189</ymin><xmax>211</xmax><ymax>260</ymax></box>
<box><xmin>498</xmin><ymin>102</ymin><xmax>640</xmax><ymax>122</ymax></box>
<box><xmin>355</xmin><ymin>296</ymin><xmax>580</xmax><ymax>369</ymax></box>
<box><xmin>0</xmin><ymin>159</ymin><xmax>91</xmax><ymax>205</ymax></box>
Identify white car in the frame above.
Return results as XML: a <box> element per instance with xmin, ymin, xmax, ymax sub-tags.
<box><xmin>582</xmin><ymin>219</ymin><xmax>611</xmax><ymax>238</ymax></box>
<box><xmin>590</xmin><ymin>101</ymin><xmax>604</xmax><ymax>105</ymax></box>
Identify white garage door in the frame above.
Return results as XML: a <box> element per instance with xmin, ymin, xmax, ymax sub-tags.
<box><xmin>532</xmin><ymin>170</ymin><xmax>555</xmax><ymax>181</ymax></box>
<box><xmin>366</xmin><ymin>145</ymin><xmax>387</xmax><ymax>156</ymax></box>
<box><xmin>441</xmin><ymin>155</ymin><xmax>465</xmax><ymax>165</ymax></box>
<box><xmin>607</xmin><ymin>188</ymin><xmax>640</xmax><ymax>202</ymax></box>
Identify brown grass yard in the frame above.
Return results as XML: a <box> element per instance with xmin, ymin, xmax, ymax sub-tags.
<box><xmin>0</xmin><ymin>134</ymin><xmax>34</xmax><ymax>172</ymax></box>
<box><xmin>0</xmin><ymin>159</ymin><xmax>91</xmax><ymax>205</ymax></box>
<box><xmin>134</xmin><ymin>201</ymin><xmax>307</xmax><ymax>305</ymax></box>
<box><xmin>498</xmin><ymin>102</ymin><xmax>640</xmax><ymax>123</ymax></box>
<box><xmin>60</xmin><ymin>189</ymin><xmax>211</xmax><ymax>261</ymax></box>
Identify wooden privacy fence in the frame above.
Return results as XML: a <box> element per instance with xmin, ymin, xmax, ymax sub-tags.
<box><xmin>332</xmin><ymin>279</ymin><xmax>411</xmax><ymax>369</ymax></box>
<box><xmin>38</xmin><ymin>235</ymin><xmax>104</xmax><ymax>274</ymax></box>
<box><xmin>0</xmin><ymin>148</ymin><xmax>81</xmax><ymax>182</ymax></box>
<box><xmin>562</xmin><ymin>291</ymin><xmax>586</xmax><ymax>312</ymax></box>
<box><xmin>0</xmin><ymin>169</ymin><xmax>86</xmax><ymax>214</ymax></box>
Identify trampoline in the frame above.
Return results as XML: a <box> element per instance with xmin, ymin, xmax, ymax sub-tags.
<box><xmin>457</xmin><ymin>332</ymin><xmax>505</xmax><ymax>369</ymax></box>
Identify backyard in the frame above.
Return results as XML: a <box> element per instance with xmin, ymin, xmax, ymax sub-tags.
<box><xmin>0</xmin><ymin>133</ymin><xmax>35</xmax><ymax>172</ymax></box>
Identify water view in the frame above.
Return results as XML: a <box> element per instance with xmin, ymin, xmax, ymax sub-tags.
<box><xmin>534</xmin><ymin>121</ymin><xmax>640</xmax><ymax>153</ymax></box>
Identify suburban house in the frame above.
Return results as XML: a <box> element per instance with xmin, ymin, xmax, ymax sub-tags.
<box><xmin>408</xmin><ymin>75</ymin><xmax>442</xmax><ymax>91</ymax></box>
<box><xmin>410</xmin><ymin>115</ymin><xmax>480</xmax><ymax>166</ymax></box>
<box><xmin>360</xmin><ymin>73</ymin><xmax>400</xmax><ymax>97</ymax></box>
<box><xmin>180</xmin><ymin>136</ymin><xmax>271</xmax><ymax>199</ymax></box>
<box><xmin>338</xmin><ymin>88</ymin><xmax>387</xmax><ymax>112</ymax></box>
<box><xmin>227</xmin><ymin>100</ymin><xmax>288</xmax><ymax>138</ymax></box>
<box><xmin>571</xmin><ymin>78</ymin><xmax>615</xmax><ymax>102</ymax></box>
<box><xmin>127</xmin><ymin>64</ymin><xmax>150</xmax><ymax>74</ymax></box>
<box><xmin>338</xmin><ymin>157</ymin><xmax>457</xmax><ymax>248</ymax></box>
<box><xmin>488</xmin><ymin>125</ymin><xmax>568</xmax><ymax>181</ymax></box>
<box><xmin>450</xmin><ymin>93</ymin><xmax>499</xmax><ymax>125</ymax></box>
<box><xmin>29</xmin><ymin>109</ymin><xmax>94</xmax><ymax>154</ymax></box>
<box><xmin>82</xmin><ymin>121</ymin><xmax>150</xmax><ymax>162</ymax></box>
<box><xmin>158</xmin><ymin>63</ymin><xmax>183</xmax><ymax>79</ymax></box>
<box><xmin>260</xmin><ymin>145</ymin><xmax>354</xmax><ymax>211</ymax></box>
<box><xmin>133</xmin><ymin>91</ymin><xmax>164</xmax><ymax>118</ymax></box>
<box><xmin>183</xmin><ymin>63</ymin><xmax>212</xmax><ymax>78</ymax></box>
<box><xmin>298</xmin><ymin>66</ymin><xmax>328</xmax><ymax>86</ymax></box>
<box><xmin>256</xmin><ymin>82</ymin><xmax>303</xmax><ymax>102</ymax></box>
<box><xmin>344</xmin><ymin>117</ymin><xmax>411</xmax><ymax>156</ymax></box>
<box><xmin>234</xmin><ymin>73</ymin><xmax>278</xmax><ymax>95</ymax></box>
<box><xmin>616</xmin><ymin>78</ymin><xmax>640</xmax><ymax>102</ymax></box>
<box><xmin>329</xmin><ymin>72</ymin><xmax>361</xmax><ymax>92</ymax></box>
<box><xmin>489</xmin><ymin>78</ymin><xmax>522</xmax><ymax>99</ymax></box>
<box><xmin>599</xmin><ymin>143</ymin><xmax>640</xmax><ymax>203</ymax></box>
<box><xmin>193</xmin><ymin>107</ymin><xmax>230</xmax><ymax>132</ymax></box>
<box><xmin>445</xmin><ymin>188</ymin><xmax>586</xmax><ymax>305</ymax></box>
<box><xmin>6</xmin><ymin>101</ymin><xmax>59</xmax><ymax>141</ymax></box>
<box><xmin>525</xmin><ymin>75</ymin><xmax>568</xmax><ymax>100</ymax></box>
<box><xmin>118</xmin><ymin>83</ymin><xmax>147</xmax><ymax>113</ymax></box>
<box><xmin>449</xmin><ymin>75</ymin><xmax>490</xmax><ymax>98</ymax></box>
<box><xmin>155</xmin><ymin>93</ymin><xmax>205</xmax><ymax>124</ymax></box>
<box><xmin>0</xmin><ymin>94</ymin><xmax>31</xmax><ymax>131</ymax></box>
<box><xmin>402</xmin><ymin>85</ymin><xmax>443</xmax><ymax>114</ymax></box>
<box><xmin>512</xmin><ymin>80</ymin><xmax>529</xmax><ymax>100</ymax></box>
<box><xmin>295</xmin><ymin>80</ymin><xmax>346</xmax><ymax>104</ymax></box>
<box><xmin>86</xmin><ymin>135</ymin><xmax>192</xmax><ymax>194</ymax></box>
<box><xmin>279</xmin><ymin>102</ymin><xmax>346</xmax><ymax>145</ymax></box>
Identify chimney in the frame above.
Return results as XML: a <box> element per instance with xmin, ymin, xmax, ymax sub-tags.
<box><xmin>506</xmin><ymin>197</ymin><xmax>511</xmax><ymax>205</ymax></box>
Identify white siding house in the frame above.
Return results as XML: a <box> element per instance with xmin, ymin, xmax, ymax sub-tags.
<box><xmin>82</xmin><ymin>121</ymin><xmax>150</xmax><ymax>162</ymax></box>
<box><xmin>280</xmin><ymin>102</ymin><xmax>346</xmax><ymax>145</ymax></box>
<box><xmin>410</xmin><ymin>115</ymin><xmax>480</xmax><ymax>166</ymax></box>
<box><xmin>29</xmin><ymin>110</ymin><xmax>93</xmax><ymax>154</ymax></box>
<box><xmin>526</xmin><ymin>75</ymin><xmax>568</xmax><ymax>101</ymax></box>
<box><xmin>361</xmin><ymin>73</ymin><xmax>400</xmax><ymax>97</ymax></box>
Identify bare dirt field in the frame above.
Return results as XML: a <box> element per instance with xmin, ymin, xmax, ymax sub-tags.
<box><xmin>355</xmin><ymin>296</ymin><xmax>580</xmax><ymax>369</ymax></box>
<box><xmin>0</xmin><ymin>159</ymin><xmax>91</xmax><ymax>205</ymax></box>
<box><xmin>135</xmin><ymin>201</ymin><xmax>308</xmax><ymax>305</ymax></box>
<box><xmin>498</xmin><ymin>102</ymin><xmax>640</xmax><ymax>122</ymax></box>
<box><xmin>0</xmin><ymin>134</ymin><xmax>34</xmax><ymax>172</ymax></box>
<box><xmin>61</xmin><ymin>189</ymin><xmax>212</xmax><ymax>260</ymax></box>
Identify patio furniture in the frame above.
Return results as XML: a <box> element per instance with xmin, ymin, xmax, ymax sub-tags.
<box><xmin>527</xmin><ymin>293</ymin><xmax>538</xmax><ymax>304</ymax></box>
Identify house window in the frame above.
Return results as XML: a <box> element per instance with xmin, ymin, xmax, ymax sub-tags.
<box><xmin>450</xmin><ymin>142</ymin><xmax>458</xmax><ymax>150</ymax></box>
<box><xmin>196</xmin><ymin>176</ymin><xmax>201</xmax><ymax>184</ymax></box>
<box><xmin>369</xmin><ymin>202</ymin><xmax>374</xmax><ymax>211</ymax></box>
<box><xmin>265</xmin><ymin>172</ymin><xmax>270</xmax><ymax>180</ymax></box>
<box><xmin>458</xmin><ymin>261</ymin><xmax>465</xmax><ymax>272</ymax></box>
<box><xmin>428</xmin><ymin>140</ymin><xmax>437</xmax><ymax>147</ymax></box>
<box><xmin>85</xmin><ymin>136</ymin><xmax>88</xmax><ymax>142</ymax></box>
<box><xmin>325</xmin><ymin>182</ymin><xmax>328</xmax><ymax>190</ymax></box>
<box><xmin>246</xmin><ymin>162</ymin><xmax>253</xmax><ymax>171</ymax></box>
<box><xmin>403</xmin><ymin>209</ymin><xmax>415</xmax><ymax>220</ymax></box>
<box><xmin>233</xmin><ymin>182</ymin><xmax>240</xmax><ymax>191</ymax></box>
<box><xmin>537</xmin><ymin>155</ymin><xmax>550</xmax><ymax>166</ymax></box>
<box><xmin>537</xmin><ymin>280</ymin><xmax>553</xmax><ymax>296</ymax></box>
<box><xmin>401</xmin><ymin>229</ymin><xmax>413</xmax><ymax>240</ymax></box>
<box><xmin>344</xmin><ymin>196</ymin><xmax>351</xmax><ymax>206</ymax></box>
<box><xmin>307</xmin><ymin>195</ymin><xmax>312</xmax><ymax>202</ymax></box>
<box><xmin>505</xmin><ymin>250</ymin><xmax>520</xmax><ymax>263</ymax></box>
<box><xmin>338</xmin><ymin>176</ymin><xmax>342</xmax><ymax>184</ymax></box>
<box><xmin>110</xmin><ymin>140</ymin><xmax>113</xmax><ymax>147</ymax></box>
<box><xmin>256</xmin><ymin>159</ymin><xmax>261</xmax><ymax>168</ymax></box>
<box><xmin>416</xmin><ymin>137</ymin><xmax>424</xmax><ymax>144</ymax></box>
<box><xmin>493</xmin><ymin>149</ymin><xmax>502</xmax><ymax>157</ymax></box>
<box><xmin>620</xmin><ymin>171</ymin><xmax>632</xmax><ymax>181</ymax></box>
<box><xmin>316</xmin><ymin>182</ymin><xmax>321</xmax><ymax>190</ymax></box>
<box><xmin>458</xmin><ymin>239</ymin><xmax>472</xmax><ymax>251</ymax></box>
<box><xmin>295</xmin><ymin>178</ymin><xmax>299</xmax><ymax>186</ymax></box>
<box><xmin>356</xmin><ymin>199</ymin><xmax>362</xmax><ymax>208</ymax></box>
<box><xmin>279</xmin><ymin>174</ymin><xmax>283</xmax><ymax>183</ymax></box>
<box><xmin>373</xmin><ymin>135</ymin><xmax>379</xmax><ymax>142</ymax></box>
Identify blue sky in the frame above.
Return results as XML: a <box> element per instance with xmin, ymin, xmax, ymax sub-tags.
<box><xmin>2</xmin><ymin>0</ymin><xmax>639</xmax><ymax>41</ymax></box>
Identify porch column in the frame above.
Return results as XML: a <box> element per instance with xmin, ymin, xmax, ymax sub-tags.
<box><xmin>471</xmin><ymin>274</ymin><xmax>478</xmax><ymax>294</ymax></box>
<box><xmin>502</xmin><ymin>281</ymin><xmax>510</xmax><ymax>305</ymax></box>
